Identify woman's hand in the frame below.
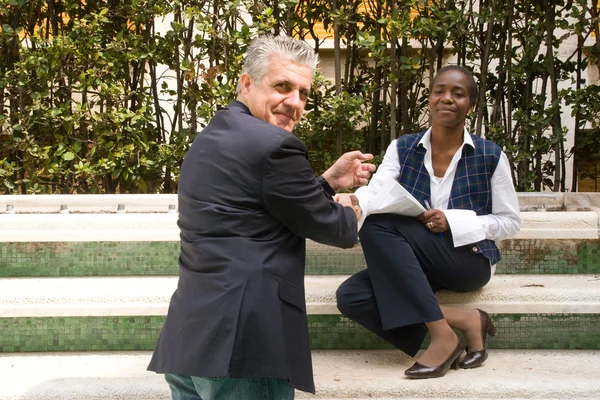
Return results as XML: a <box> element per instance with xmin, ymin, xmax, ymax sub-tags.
<box><xmin>417</xmin><ymin>209</ymin><xmax>448</xmax><ymax>233</ymax></box>
<box><xmin>335</xmin><ymin>193</ymin><xmax>362</xmax><ymax>221</ymax></box>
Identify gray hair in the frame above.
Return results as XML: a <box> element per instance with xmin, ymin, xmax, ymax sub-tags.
<box><xmin>236</xmin><ymin>35</ymin><xmax>319</xmax><ymax>94</ymax></box>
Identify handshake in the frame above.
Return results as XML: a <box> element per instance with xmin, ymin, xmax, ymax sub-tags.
<box><xmin>335</xmin><ymin>194</ymin><xmax>362</xmax><ymax>221</ymax></box>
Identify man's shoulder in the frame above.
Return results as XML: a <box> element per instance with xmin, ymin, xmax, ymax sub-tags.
<box><xmin>204</xmin><ymin>105</ymin><xmax>305</xmax><ymax>156</ymax></box>
<box><xmin>216</xmin><ymin>104</ymin><xmax>293</xmax><ymax>137</ymax></box>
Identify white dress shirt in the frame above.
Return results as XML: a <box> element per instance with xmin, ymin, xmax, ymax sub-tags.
<box><xmin>354</xmin><ymin>128</ymin><xmax>521</xmax><ymax>274</ymax></box>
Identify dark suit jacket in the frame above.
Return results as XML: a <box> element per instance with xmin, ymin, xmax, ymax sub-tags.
<box><xmin>148</xmin><ymin>101</ymin><xmax>358</xmax><ymax>393</ymax></box>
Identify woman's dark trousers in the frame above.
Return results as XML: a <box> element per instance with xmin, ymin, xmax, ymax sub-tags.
<box><xmin>336</xmin><ymin>214</ymin><xmax>491</xmax><ymax>356</ymax></box>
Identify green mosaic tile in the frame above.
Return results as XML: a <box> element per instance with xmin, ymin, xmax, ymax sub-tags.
<box><xmin>1</xmin><ymin>314</ymin><xmax>599</xmax><ymax>353</ymax></box>
<box><xmin>3</xmin><ymin>239</ymin><xmax>600</xmax><ymax>277</ymax></box>
<box><xmin>0</xmin><ymin>242</ymin><xmax>180</xmax><ymax>277</ymax></box>
<box><xmin>497</xmin><ymin>239</ymin><xmax>600</xmax><ymax>275</ymax></box>
<box><xmin>306</xmin><ymin>239</ymin><xmax>600</xmax><ymax>275</ymax></box>
<box><xmin>309</xmin><ymin>314</ymin><xmax>600</xmax><ymax>350</ymax></box>
<box><xmin>0</xmin><ymin>316</ymin><xmax>165</xmax><ymax>352</ymax></box>
<box><xmin>305</xmin><ymin>243</ymin><xmax>366</xmax><ymax>275</ymax></box>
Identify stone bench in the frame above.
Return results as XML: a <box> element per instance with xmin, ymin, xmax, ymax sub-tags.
<box><xmin>2</xmin><ymin>275</ymin><xmax>599</xmax><ymax>318</ymax></box>
<box><xmin>0</xmin><ymin>211</ymin><xmax>598</xmax><ymax>242</ymax></box>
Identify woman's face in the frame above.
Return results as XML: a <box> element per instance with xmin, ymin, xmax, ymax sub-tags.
<box><xmin>429</xmin><ymin>69</ymin><xmax>473</xmax><ymax>129</ymax></box>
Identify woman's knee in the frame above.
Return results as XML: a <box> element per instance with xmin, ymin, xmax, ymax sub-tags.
<box><xmin>335</xmin><ymin>278</ymin><xmax>357</xmax><ymax>316</ymax></box>
<box><xmin>335</xmin><ymin>271</ymin><xmax>374</xmax><ymax>317</ymax></box>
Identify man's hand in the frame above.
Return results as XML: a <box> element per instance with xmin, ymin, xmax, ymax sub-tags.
<box><xmin>335</xmin><ymin>193</ymin><xmax>362</xmax><ymax>221</ymax></box>
<box><xmin>322</xmin><ymin>151</ymin><xmax>376</xmax><ymax>191</ymax></box>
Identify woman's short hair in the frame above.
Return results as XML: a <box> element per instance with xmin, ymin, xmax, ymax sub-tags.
<box><xmin>432</xmin><ymin>65</ymin><xmax>478</xmax><ymax>107</ymax></box>
<box><xmin>236</xmin><ymin>35</ymin><xmax>319</xmax><ymax>94</ymax></box>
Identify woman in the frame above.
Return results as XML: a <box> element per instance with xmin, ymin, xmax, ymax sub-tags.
<box><xmin>336</xmin><ymin>65</ymin><xmax>520</xmax><ymax>379</ymax></box>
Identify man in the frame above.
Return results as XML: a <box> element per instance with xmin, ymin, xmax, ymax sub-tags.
<box><xmin>148</xmin><ymin>35</ymin><xmax>375</xmax><ymax>399</ymax></box>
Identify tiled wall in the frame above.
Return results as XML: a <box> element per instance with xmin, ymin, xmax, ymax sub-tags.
<box><xmin>0</xmin><ymin>242</ymin><xmax>180</xmax><ymax>277</ymax></box>
<box><xmin>3</xmin><ymin>238</ymin><xmax>597</xmax><ymax>354</ymax></box>
<box><xmin>2</xmin><ymin>314</ymin><xmax>599</xmax><ymax>353</ymax></box>
<box><xmin>310</xmin><ymin>314</ymin><xmax>600</xmax><ymax>350</ymax></box>
<box><xmin>2</xmin><ymin>239</ymin><xmax>600</xmax><ymax>277</ymax></box>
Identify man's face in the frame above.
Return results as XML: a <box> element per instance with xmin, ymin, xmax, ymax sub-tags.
<box><xmin>239</xmin><ymin>55</ymin><xmax>312</xmax><ymax>132</ymax></box>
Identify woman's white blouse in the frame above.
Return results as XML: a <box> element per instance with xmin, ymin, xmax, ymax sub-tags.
<box><xmin>354</xmin><ymin>128</ymin><xmax>521</xmax><ymax>273</ymax></box>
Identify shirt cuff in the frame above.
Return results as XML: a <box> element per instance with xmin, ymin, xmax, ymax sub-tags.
<box><xmin>317</xmin><ymin>176</ymin><xmax>336</xmax><ymax>197</ymax></box>
<box><xmin>443</xmin><ymin>209</ymin><xmax>486</xmax><ymax>247</ymax></box>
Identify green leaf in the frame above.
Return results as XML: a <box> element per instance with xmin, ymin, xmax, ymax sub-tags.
<box><xmin>62</xmin><ymin>152</ymin><xmax>76</xmax><ymax>161</ymax></box>
<box><xmin>2</xmin><ymin>24</ymin><xmax>14</xmax><ymax>34</ymax></box>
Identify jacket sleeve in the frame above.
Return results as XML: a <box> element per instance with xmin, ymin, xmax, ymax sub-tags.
<box><xmin>261</xmin><ymin>134</ymin><xmax>358</xmax><ymax>248</ymax></box>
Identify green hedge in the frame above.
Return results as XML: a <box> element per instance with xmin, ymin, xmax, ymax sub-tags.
<box><xmin>1</xmin><ymin>0</ymin><xmax>599</xmax><ymax>194</ymax></box>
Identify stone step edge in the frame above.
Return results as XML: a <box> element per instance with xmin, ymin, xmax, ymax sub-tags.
<box><xmin>1</xmin><ymin>350</ymin><xmax>599</xmax><ymax>399</ymax></box>
<box><xmin>1</xmin><ymin>192</ymin><xmax>599</xmax><ymax>212</ymax></box>
<box><xmin>0</xmin><ymin>212</ymin><xmax>598</xmax><ymax>242</ymax></box>
<box><xmin>1</xmin><ymin>275</ymin><xmax>599</xmax><ymax>318</ymax></box>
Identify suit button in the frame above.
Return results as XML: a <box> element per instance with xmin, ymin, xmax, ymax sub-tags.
<box><xmin>472</xmin><ymin>246</ymin><xmax>478</xmax><ymax>252</ymax></box>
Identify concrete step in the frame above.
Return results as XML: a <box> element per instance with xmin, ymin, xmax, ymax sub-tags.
<box><xmin>1</xmin><ymin>274</ymin><xmax>599</xmax><ymax>318</ymax></box>
<box><xmin>1</xmin><ymin>211</ymin><xmax>598</xmax><ymax>242</ymax></box>
<box><xmin>0</xmin><ymin>193</ymin><xmax>179</xmax><ymax>214</ymax></box>
<box><xmin>1</xmin><ymin>192</ymin><xmax>599</xmax><ymax>213</ymax></box>
<box><xmin>1</xmin><ymin>350</ymin><xmax>599</xmax><ymax>399</ymax></box>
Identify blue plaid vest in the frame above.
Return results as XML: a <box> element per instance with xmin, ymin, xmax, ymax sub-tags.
<box><xmin>396</xmin><ymin>132</ymin><xmax>502</xmax><ymax>265</ymax></box>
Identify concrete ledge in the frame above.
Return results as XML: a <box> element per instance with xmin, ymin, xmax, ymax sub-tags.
<box><xmin>516</xmin><ymin>211</ymin><xmax>599</xmax><ymax>239</ymax></box>
<box><xmin>302</xmin><ymin>349</ymin><xmax>600</xmax><ymax>399</ymax></box>
<box><xmin>0</xmin><ymin>214</ymin><xmax>180</xmax><ymax>242</ymax></box>
<box><xmin>1</xmin><ymin>350</ymin><xmax>599</xmax><ymax>399</ymax></box>
<box><xmin>1</xmin><ymin>275</ymin><xmax>599</xmax><ymax>318</ymax></box>
<box><xmin>564</xmin><ymin>193</ymin><xmax>600</xmax><ymax>212</ymax></box>
<box><xmin>2</xmin><ymin>193</ymin><xmax>600</xmax><ymax>214</ymax></box>
<box><xmin>0</xmin><ymin>194</ymin><xmax>178</xmax><ymax>214</ymax></box>
<box><xmin>309</xmin><ymin>275</ymin><xmax>600</xmax><ymax>314</ymax></box>
<box><xmin>0</xmin><ymin>352</ymin><xmax>166</xmax><ymax>400</ymax></box>
<box><xmin>519</xmin><ymin>192</ymin><xmax>600</xmax><ymax>212</ymax></box>
<box><xmin>516</xmin><ymin>192</ymin><xmax>566</xmax><ymax>211</ymax></box>
<box><xmin>1</xmin><ymin>211</ymin><xmax>598</xmax><ymax>242</ymax></box>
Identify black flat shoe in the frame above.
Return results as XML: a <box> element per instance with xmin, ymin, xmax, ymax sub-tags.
<box><xmin>459</xmin><ymin>308</ymin><xmax>497</xmax><ymax>369</ymax></box>
<box><xmin>405</xmin><ymin>340</ymin><xmax>466</xmax><ymax>379</ymax></box>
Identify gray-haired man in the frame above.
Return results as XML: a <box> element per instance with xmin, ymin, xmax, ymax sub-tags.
<box><xmin>148</xmin><ymin>35</ymin><xmax>374</xmax><ymax>399</ymax></box>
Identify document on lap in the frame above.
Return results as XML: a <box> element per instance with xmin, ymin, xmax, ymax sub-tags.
<box><xmin>370</xmin><ymin>179</ymin><xmax>426</xmax><ymax>217</ymax></box>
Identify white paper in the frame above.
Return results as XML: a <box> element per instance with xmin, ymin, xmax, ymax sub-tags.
<box><xmin>370</xmin><ymin>179</ymin><xmax>426</xmax><ymax>217</ymax></box>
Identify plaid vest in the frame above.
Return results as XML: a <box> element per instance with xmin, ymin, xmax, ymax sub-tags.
<box><xmin>396</xmin><ymin>132</ymin><xmax>502</xmax><ymax>265</ymax></box>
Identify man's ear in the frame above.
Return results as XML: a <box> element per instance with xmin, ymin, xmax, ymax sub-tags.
<box><xmin>239</xmin><ymin>73</ymin><xmax>252</xmax><ymax>95</ymax></box>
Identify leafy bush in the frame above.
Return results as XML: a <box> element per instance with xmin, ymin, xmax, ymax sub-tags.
<box><xmin>1</xmin><ymin>0</ymin><xmax>599</xmax><ymax>193</ymax></box>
